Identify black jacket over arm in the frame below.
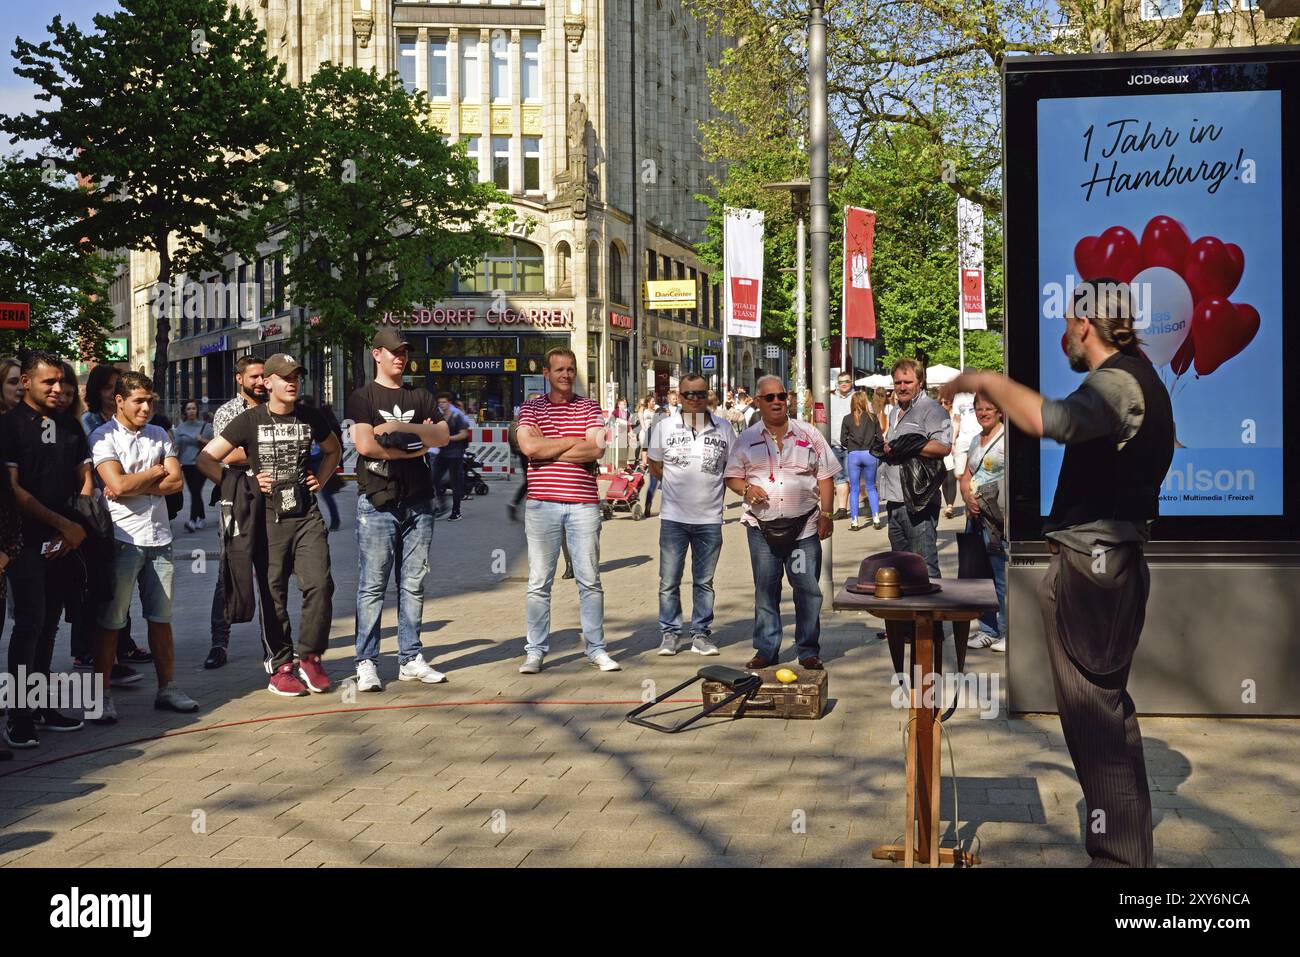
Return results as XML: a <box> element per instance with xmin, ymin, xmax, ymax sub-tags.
<box><xmin>220</xmin><ymin>469</ymin><xmax>265</xmax><ymax>624</ymax></box>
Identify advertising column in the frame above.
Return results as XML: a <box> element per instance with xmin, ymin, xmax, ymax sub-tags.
<box><xmin>1003</xmin><ymin>47</ymin><xmax>1300</xmax><ymax>716</ymax></box>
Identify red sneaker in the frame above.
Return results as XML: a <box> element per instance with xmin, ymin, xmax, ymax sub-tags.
<box><xmin>268</xmin><ymin>662</ymin><xmax>308</xmax><ymax>697</ymax></box>
<box><xmin>297</xmin><ymin>654</ymin><xmax>331</xmax><ymax>693</ymax></box>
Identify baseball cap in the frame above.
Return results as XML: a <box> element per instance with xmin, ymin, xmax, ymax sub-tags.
<box><xmin>371</xmin><ymin>328</ymin><xmax>410</xmax><ymax>352</ymax></box>
<box><xmin>263</xmin><ymin>353</ymin><xmax>306</xmax><ymax>379</ymax></box>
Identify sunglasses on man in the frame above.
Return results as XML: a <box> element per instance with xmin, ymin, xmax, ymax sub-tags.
<box><xmin>681</xmin><ymin>390</ymin><xmax>708</xmax><ymax>400</ymax></box>
<box><xmin>758</xmin><ymin>392</ymin><xmax>788</xmax><ymax>403</ymax></box>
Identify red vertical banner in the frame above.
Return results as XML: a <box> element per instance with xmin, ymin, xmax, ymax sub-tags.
<box><xmin>843</xmin><ymin>206</ymin><xmax>876</xmax><ymax>340</ymax></box>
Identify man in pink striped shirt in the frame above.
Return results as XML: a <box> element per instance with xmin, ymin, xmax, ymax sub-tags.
<box><xmin>515</xmin><ymin>348</ymin><xmax>620</xmax><ymax>674</ymax></box>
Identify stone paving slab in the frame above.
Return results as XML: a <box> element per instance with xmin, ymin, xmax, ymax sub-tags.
<box><xmin>0</xmin><ymin>488</ymin><xmax>1296</xmax><ymax>868</ymax></box>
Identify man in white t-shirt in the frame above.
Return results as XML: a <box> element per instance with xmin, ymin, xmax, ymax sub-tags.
<box><xmin>89</xmin><ymin>372</ymin><xmax>199</xmax><ymax>723</ymax></box>
<box><xmin>828</xmin><ymin>371</ymin><xmax>856</xmax><ymax>519</ymax></box>
<box><xmin>647</xmin><ymin>373</ymin><xmax>735</xmax><ymax>656</ymax></box>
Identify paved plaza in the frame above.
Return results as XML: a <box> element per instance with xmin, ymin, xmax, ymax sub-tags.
<box><xmin>0</xmin><ymin>479</ymin><xmax>1296</xmax><ymax>869</ymax></box>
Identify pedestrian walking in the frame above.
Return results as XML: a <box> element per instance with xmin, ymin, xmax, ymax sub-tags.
<box><xmin>432</xmin><ymin>392</ymin><xmax>472</xmax><ymax>522</ymax></box>
<box><xmin>841</xmin><ymin>390</ymin><xmax>882</xmax><ymax>530</ymax></box>
<box><xmin>175</xmin><ymin>400</ymin><xmax>213</xmax><ymax>532</ymax></box>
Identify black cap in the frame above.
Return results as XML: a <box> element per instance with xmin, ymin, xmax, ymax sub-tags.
<box><xmin>370</xmin><ymin>327</ymin><xmax>410</xmax><ymax>352</ymax></box>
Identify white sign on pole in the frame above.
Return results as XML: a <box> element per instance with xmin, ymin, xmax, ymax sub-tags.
<box><xmin>957</xmin><ymin>197</ymin><xmax>987</xmax><ymax>331</ymax></box>
<box><xmin>724</xmin><ymin>207</ymin><xmax>764</xmax><ymax>339</ymax></box>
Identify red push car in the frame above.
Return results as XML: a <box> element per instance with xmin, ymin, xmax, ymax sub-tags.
<box><xmin>601</xmin><ymin>464</ymin><xmax>647</xmax><ymax>521</ymax></box>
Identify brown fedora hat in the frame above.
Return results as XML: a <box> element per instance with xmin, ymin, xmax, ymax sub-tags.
<box><xmin>846</xmin><ymin>550</ymin><xmax>941</xmax><ymax>596</ymax></box>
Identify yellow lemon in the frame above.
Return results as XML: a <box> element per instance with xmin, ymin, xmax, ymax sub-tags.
<box><xmin>775</xmin><ymin>668</ymin><xmax>799</xmax><ymax>684</ymax></box>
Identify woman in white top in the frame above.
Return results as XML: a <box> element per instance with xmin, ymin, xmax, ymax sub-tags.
<box><xmin>960</xmin><ymin>392</ymin><xmax>1007</xmax><ymax>650</ymax></box>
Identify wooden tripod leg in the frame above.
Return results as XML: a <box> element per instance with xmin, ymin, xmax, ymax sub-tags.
<box><xmin>930</xmin><ymin>709</ymin><xmax>942</xmax><ymax>867</ymax></box>
<box><xmin>914</xmin><ymin>614</ymin><xmax>936</xmax><ymax>864</ymax></box>
<box><xmin>903</xmin><ymin>630</ymin><xmax>919</xmax><ymax>868</ymax></box>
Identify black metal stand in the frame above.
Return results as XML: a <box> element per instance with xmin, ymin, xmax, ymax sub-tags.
<box><xmin>625</xmin><ymin>665</ymin><xmax>763</xmax><ymax>734</ymax></box>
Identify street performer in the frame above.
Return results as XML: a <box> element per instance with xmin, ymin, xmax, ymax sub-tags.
<box><xmin>942</xmin><ymin>279</ymin><xmax>1174</xmax><ymax>868</ymax></box>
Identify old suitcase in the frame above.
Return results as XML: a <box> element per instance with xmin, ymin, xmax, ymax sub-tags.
<box><xmin>701</xmin><ymin>667</ymin><xmax>828</xmax><ymax>719</ymax></box>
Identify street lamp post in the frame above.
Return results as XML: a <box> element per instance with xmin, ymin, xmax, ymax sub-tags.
<box><xmin>809</xmin><ymin>0</ymin><xmax>834</xmax><ymax>604</ymax></box>
<box><xmin>763</xmin><ymin>180</ymin><xmax>810</xmax><ymax>421</ymax></box>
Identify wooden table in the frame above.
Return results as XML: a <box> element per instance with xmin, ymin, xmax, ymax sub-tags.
<box><xmin>834</xmin><ymin>578</ymin><xmax>998</xmax><ymax>868</ymax></box>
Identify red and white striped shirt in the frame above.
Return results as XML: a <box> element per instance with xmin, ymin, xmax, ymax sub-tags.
<box><xmin>518</xmin><ymin>394</ymin><xmax>605</xmax><ymax>503</ymax></box>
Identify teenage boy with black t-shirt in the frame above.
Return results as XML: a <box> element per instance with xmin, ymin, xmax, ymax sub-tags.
<box><xmin>0</xmin><ymin>353</ymin><xmax>92</xmax><ymax>746</ymax></box>
<box><xmin>198</xmin><ymin>354</ymin><xmax>341</xmax><ymax>697</ymax></box>
<box><xmin>345</xmin><ymin>328</ymin><xmax>450</xmax><ymax>692</ymax></box>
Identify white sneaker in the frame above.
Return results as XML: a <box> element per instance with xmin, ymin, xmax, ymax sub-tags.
<box><xmin>356</xmin><ymin>659</ymin><xmax>383</xmax><ymax>692</ymax></box>
<box><xmin>990</xmin><ymin>637</ymin><xmax>1006</xmax><ymax>653</ymax></box>
<box><xmin>398</xmin><ymin>655</ymin><xmax>447</xmax><ymax>684</ymax></box>
<box><xmin>196</xmin><ymin>517</ymin><xmax>206</xmax><ymax>530</ymax></box>
<box><xmin>183</xmin><ymin>519</ymin><xmax>195</xmax><ymax>533</ymax></box>
<box><xmin>519</xmin><ymin>653</ymin><xmax>544</xmax><ymax>674</ymax></box>
<box><xmin>657</xmin><ymin>635</ymin><xmax>679</xmax><ymax>656</ymax></box>
<box><xmin>590</xmin><ymin>652</ymin><xmax>621</xmax><ymax>672</ymax></box>
<box><xmin>690</xmin><ymin>635</ymin><xmax>719</xmax><ymax>656</ymax></box>
<box><xmin>968</xmin><ymin>631</ymin><xmax>997</xmax><ymax>649</ymax></box>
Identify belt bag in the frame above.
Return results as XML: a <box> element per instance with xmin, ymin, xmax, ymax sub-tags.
<box><xmin>270</xmin><ymin>479</ymin><xmax>310</xmax><ymax>519</ymax></box>
<box><xmin>756</xmin><ymin>507</ymin><xmax>818</xmax><ymax>558</ymax></box>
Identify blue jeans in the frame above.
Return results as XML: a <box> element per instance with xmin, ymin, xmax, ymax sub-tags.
<box><xmin>525</xmin><ymin>500</ymin><xmax>604</xmax><ymax>657</ymax></box>
<box><xmin>832</xmin><ymin>446</ymin><xmax>849</xmax><ymax>486</ymax></box>
<box><xmin>658</xmin><ymin>520</ymin><xmax>723</xmax><ymax>638</ymax></box>
<box><xmin>354</xmin><ymin>496</ymin><xmax>435</xmax><ymax>665</ymax></box>
<box><xmin>645</xmin><ymin>473</ymin><xmax>659</xmax><ymax>513</ymax></box>
<box><xmin>745</xmin><ymin>524</ymin><xmax>822</xmax><ymax>661</ymax></box>
<box><xmin>967</xmin><ymin>516</ymin><xmax>1007</xmax><ymax>637</ymax></box>
<box><xmin>846</xmin><ymin>450</ymin><xmax>880</xmax><ymax>520</ymax></box>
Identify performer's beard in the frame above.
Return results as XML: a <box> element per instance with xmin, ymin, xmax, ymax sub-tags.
<box><xmin>1066</xmin><ymin>334</ymin><xmax>1090</xmax><ymax>374</ymax></box>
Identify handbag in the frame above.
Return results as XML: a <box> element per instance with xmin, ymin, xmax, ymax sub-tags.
<box><xmin>755</xmin><ymin>507</ymin><xmax>818</xmax><ymax>559</ymax></box>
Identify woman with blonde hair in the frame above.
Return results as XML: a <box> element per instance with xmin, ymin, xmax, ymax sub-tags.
<box><xmin>0</xmin><ymin>359</ymin><xmax>22</xmax><ymax>411</ymax></box>
<box><xmin>840</xmin><ymin>390</ymin><xmax>882</xmax><ymax>529</ymax></box>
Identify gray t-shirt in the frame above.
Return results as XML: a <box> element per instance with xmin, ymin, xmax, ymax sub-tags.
<box><xmin>877</xmin><ymin>391</ymin><xmax>952</xmax><ymax>504</ymax></box>
<box><xmin>1040</xmin><ymin>365</ymin><xmax>1148</xmax><ymax>555</ymax></box>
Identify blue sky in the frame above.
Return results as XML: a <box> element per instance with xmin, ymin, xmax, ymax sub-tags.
<box><xmin>1</xmin><ymin>1</ymin><xmax>121</xmax><ymax>152</ymax></box>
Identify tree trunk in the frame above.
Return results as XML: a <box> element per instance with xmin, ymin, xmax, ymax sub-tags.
<box><xmin>152</xmin><ymin>242</ymin><xmax>172</xmax><ymax>407</ymax></box>
<box><xmin>349</xmin><ymin>328</ymin><xmax>367</xmax><ymax>397</ymax></box>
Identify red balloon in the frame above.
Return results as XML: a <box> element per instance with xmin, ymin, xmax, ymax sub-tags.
<box><xmin>1184</xmin><ymin>237</ymin><xmax>1245</xmax><ymax>302</ymax></box>
<box><xmin>1140</xmin><ymin>215</ymin><xmax>1190</xmax><ymax>272</ymax></box>
<box><xmin>1170</xmin><ymin>335</ymin><xmax>1195</xmax><ymax>376</ymax></box>
<box><xmin>1191</xmin><ymin>298</ymin><xmax>1259</xmax><ymax>376</ymax></box>
<box><xmin>1074</xmin><ymin>225</ymin><xmax>1144</xmax><ymax>283</ymax></box>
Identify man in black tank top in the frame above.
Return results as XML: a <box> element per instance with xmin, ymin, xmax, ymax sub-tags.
<box><xmin>943</xmin><ymin>280</ymin><xmax>1173</xmax><ymax>868</ymax></box>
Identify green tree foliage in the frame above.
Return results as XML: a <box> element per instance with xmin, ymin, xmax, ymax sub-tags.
<box><xmin>0</xmin><ymin>154</ymin><xmax>116</xmax><ymax>359</ymax></box>
<box><xmin>3</xmin><ymin>0</ymin><xmax>298</xmax><ymax>401</ymax></box>
<box><xmin>276</xmin><ymin>64</ymin><xmax>513</xmax><ymax>392</ymax></box>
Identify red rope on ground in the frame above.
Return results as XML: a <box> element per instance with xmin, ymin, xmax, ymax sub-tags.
<box><xmin>0</xmin><ymin>697</ymin><xmax>700</xmax><ymax>778</ymax></box>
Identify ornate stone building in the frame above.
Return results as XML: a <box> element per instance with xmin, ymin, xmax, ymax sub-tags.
<box><xmin>115</xmin><ymin>0</ymin><xmax>732</xmax><ymax>417</ymax></box>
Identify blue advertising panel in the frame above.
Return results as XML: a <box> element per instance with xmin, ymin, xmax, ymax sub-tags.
<box><xmin>1036</xmin><ymin>90</ymin><xmax>1282</xmax><ymax>516</ymax></box>
<box><xmin>1003</xmin><ymin>47</ymin><xmax>1300</xmax><ymax>542</ymax></box>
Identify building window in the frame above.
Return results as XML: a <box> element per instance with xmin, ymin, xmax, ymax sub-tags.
<box><xmin>454</xmin><ymin>237</ymin><xmax>545</xmax><ymax>294</ymax></box>
<box><xmin>273</xmin><ymin>255</ymin><xmax>286</xmax><ymax>313</ymax></box>
<box><xmin>259</xmin><ymin>256</ymin><xmax>274</xmax><ymax>319</ymax></box>
<box><xmin>609</xmin><ymin>243</ymin><xmax>624</xmax><ymax>306</ymax></box>
<box><xmin>556</xmin><ymin>241</ymin><xmax>572</xmax><ymax>290</ymax></box>
<box><xmin>399</xmin><ymin>35</ymin><xmax>417</xmax><ymax>94</ymax></box>
<box><xmin>523</xmin><ymin>136</ymin><xmax>541</xmax><ymax>193</ymax></box>
<box><xmin>459</xmin><ymin>36</ymin><xmax>480</xmax><ymax>101</ymax></box>
<box><xmin>522</xmin><ymin>35</ymin><xmax>541</xmax><ymax>101</ymax></box>
<box><xmin>462</xmin><ymin>135</ymin><xmax>482</xmax><ymax>181</ymax></box>
<box><xmin>688</xmin><ymin>266</ymin><xmax>698</xmax><ymax>323</ymax></box>
<box><xmin>428</xmin><ymin>35</ymin><xmax>448</xmax><ymax>98</ymax></box>
<box><xmin>588</xmin><ymin>243</ymin><xmax>600</xmax><ymax>298</ymax></box>
<box><xmin>492</xmin><ymin>136</ymin><xmax>510</xmax><ymax>189</ymax></box>
<box><xmin>490</xmin><ymin>36</ymin><xmax>510</xmax><ymax>102</ymax></box>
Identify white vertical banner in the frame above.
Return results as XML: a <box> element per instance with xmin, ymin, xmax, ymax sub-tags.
<box><xmin>724</xmin><ymin>206</ymin><xmax>764</xmax><ymax>339</ymax></box>
<box><xmin>957</xmin><ymin>197</ymin><xmax>987</xmax><ymax>331</ymax></box>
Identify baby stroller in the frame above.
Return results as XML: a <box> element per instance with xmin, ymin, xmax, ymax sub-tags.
<box><xmin>462</xmin><ymin>451</ymin><xmax>491</xmax><ymax>498</ymax></box>
<box><xmin>602</xmin><ymin>463</ymin><xmax>647</xmax><ymax>521</ymax></box>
